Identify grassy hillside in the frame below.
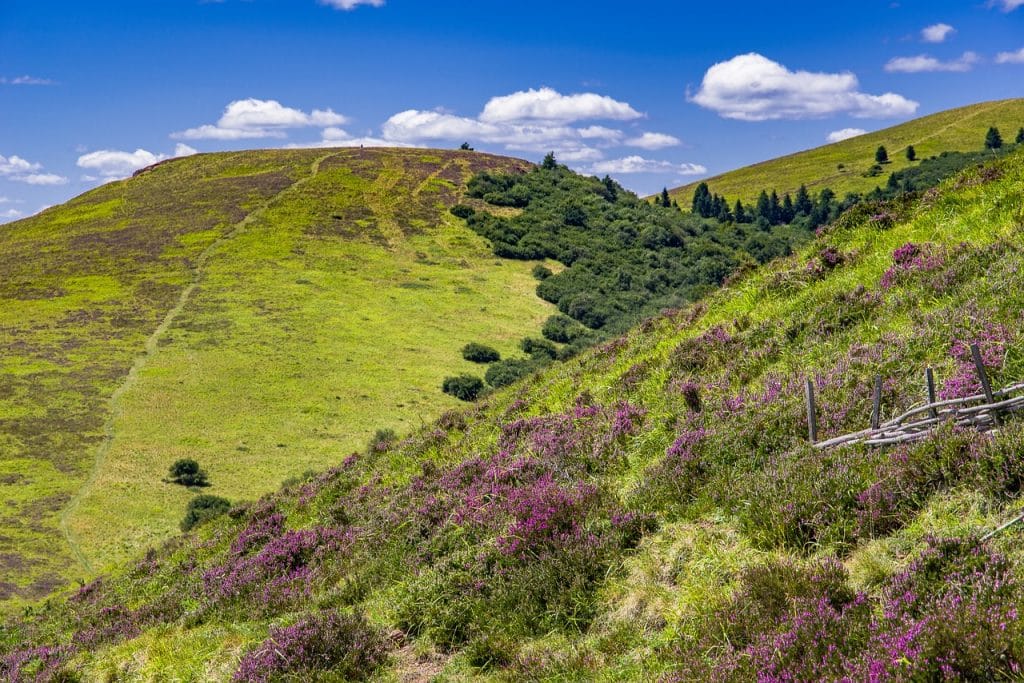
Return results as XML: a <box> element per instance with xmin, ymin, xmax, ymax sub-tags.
<box><xmin>0</xmin><ymin>148</ymin><xmax>555</xmax><ymax>606</ymax></box>
<box><xmin>672</xmin><ymin>98</ymin><xmax>1024</xmax><ymax>205</ymax></box>
<box><xmin>5</xmin><ymin>147</ymin><xmax>1024</xmax><ymax>679</ymax></box>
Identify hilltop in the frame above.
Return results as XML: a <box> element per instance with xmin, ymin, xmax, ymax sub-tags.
<box><xmin>0</xmin><ymin>147</ymin><xmax>554</xmax><ymax>606</ymax></box>
<box><xmin>4</xmin><ymin>144</ymin><xmax>1024</xmax><ymax>678</ymax></box>
<box><xmin>671</xmin><ymin>98</ymin><xmax>1024</xmax><ymax>205</ymax></box>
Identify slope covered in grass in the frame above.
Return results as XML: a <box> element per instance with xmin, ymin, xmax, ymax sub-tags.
<box><xmin>0</xmin><ymin>148</ymin><xmax>552</xmax><ymax>606</ymax></box>
<box><xmin>5</xmin><ymin>145</ymin><xmax>1024</xmax><ymax>679</ymax></box>
<box><xmin>672</xmin><ymin>98</ymin><xmax>1024</xmax><ymax>205</ymax></box>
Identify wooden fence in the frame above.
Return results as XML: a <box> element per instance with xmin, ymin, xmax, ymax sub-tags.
<box><xmin>806</xmin><ymin>343</ymin><xmax>1024</xmax><ymax>450</ymax></box>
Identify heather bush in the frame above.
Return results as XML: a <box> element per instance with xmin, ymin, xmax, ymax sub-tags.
<box><xmin>485</xmin><ymin>358</ymin><xmax>534</xmax><ymax>387</ymax></box>
<box><xmin>233</xmin><ymin>610</ymin><xmax>387</xmax><ymax>682</ymax></box>
<box><xmin>167</xmin><ymin>458</ymin><xmax>208</xmax><ymax>487</ymax></box>
<box><xmin>366</xmin><ymin>428</ymin><xmax>398</xmax><ymax>453</ymax></box>
<box><xmin>442</xmin><ymin>374</ymin><xmax>485</xmax><ymax>401</ymax></box>
<box><xmin>461</xmin><ymin>342</ymin><xmax>500</xmax><ymax>363</ymax></box>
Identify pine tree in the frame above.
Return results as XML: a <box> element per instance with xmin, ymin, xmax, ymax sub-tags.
<box><xmin>875</xmin><ymin>145</ymin><xmax>889</xmax><ymax>164</ymax></box>
<box><xmin>660</xmin><ymin>187</ymin><xmax>672</xmax><ymax>208</ymax></box>
<box><xmin>781</xmin><ymin>193</ymin><xmax>795</xmax><ymax>223</ymax></box>
<box><xmin>733</xmin><ymin>199</ymin><xmax>747</xmax><ymax>223</ymax></box>
<box><xmin>1017</xmin><ymin>127</ymin><xmax>1024</xmax><ymax>144</ymax></box>
<box><xmin>905</xmin><ymin>145</ymin><xmax>916</xmax><ymax>162</ymax></box>
<box><xmin>716</xmin><ymin>198</ymin><xmax>732</xmax><ymax>222</ymax></box>
<box><xmin>985</xmin><ymin>127</ymin><xmax>1003</xmax><ymax>150</ymax></box>
<box><xmin>794</xmin><ymin>184</ymin><xmax>813</xmax><ymax>216</ymax></box>
<box><xmin>542</xmin><ymin>152</ymin><xmax>558</xmax><ymax>169</ymax></box>
<box><xmin>691</xmin><ymin>182</ymin><xmax>712</xmax><ymax>217</ymax></box>
<box><xmin>755</xmin><ymin>190</ymin><xmax>771</xmax><ymax>222</ymax></box>
<box><xmin>769</xmin><ymin>190</ymin><xmax>781</xmax><ymax>224</ymax></box>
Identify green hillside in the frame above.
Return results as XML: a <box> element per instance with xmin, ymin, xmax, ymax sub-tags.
<box><xmin>5</xmin><ymin>146</ymin><xmax>1024</xmax><ymax>678</ymax></box>
<box><xmin>672</xmin><ymin>98</ymin><xmax>1024</xmax><ymax>205</ymax></box>
<box><xmin>0</xmin><ymin>148</ymin><xmax>556</xmax><ymax>607</ymax></box>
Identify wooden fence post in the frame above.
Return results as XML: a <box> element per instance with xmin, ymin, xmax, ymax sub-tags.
<box><xmin>805</xmin><ymin>378</ymin><xmax>818</xmax><ymax>443</ymax></box>
<box><xmin>870</xmin><ymin>375</ymin><xmax>883</xmax><ymax>430</ymax></box>
<box><xmin>970</xmin><ymin>343</ymin><xmax>1001</xmax><ymax>426</ymax></box>
<box><xmin>926</xmin><ymin>367</ymin><xmax>938</xmax><ymax>420</ymax></box>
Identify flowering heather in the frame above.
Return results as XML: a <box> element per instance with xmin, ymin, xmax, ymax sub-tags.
<box><xmin>0</xmin><ymin>645</ymin><xmax>73</xmax><ymax>683</ymax></box>
<box><xmin>232</xmin><ymin>610</ymin><xmax>387</xmax><ymax>682</ymax></box>
<box><xmin>880</xmin><ymin>242</ymin><xmax>946</xmax><ymax>289</ymax></box>
<box><xmin>938</xmin><ymin>321</ymin><xmax>1010</xmax><ymax>399</ymax></box>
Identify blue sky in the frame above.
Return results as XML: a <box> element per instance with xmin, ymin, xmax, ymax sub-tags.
<box><xmin>1</xmin><ymin>0</ymin><xmax>1023</xmax><ymax>222</ymax></box>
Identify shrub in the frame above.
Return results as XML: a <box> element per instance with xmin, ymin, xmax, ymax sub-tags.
<box><xmin>531</xmin><ymin>264</ymin><xmax>553</xmax><ymax>280</ymax></box>
<box><xmin>232</xmin><ymin>610</ymin><xmax>387</xmax><ymax>682</ymax></box>
<box><xmin>521</xmin><ymin>337</ymin><xmax>557</xmax><ymax>360</ymax></box>
<box><xmin>450</xmin><ymin>204</ymin><xmax>474</xmax><ymax>219</ymax></box>
<box><xmin>181</xmin><ymin>494</ymin><xmax>231</xmax><ymax>531</ymax></box>
<box><xmin>168</xmin><ymin>458</ymin><xmax>208</xmax><ymax>487</ymax></box>
<box><xmin>462</xmin><ymin>342</ymin><xmax>501</xmax><ymax>363</ymax></box>
<box><xmin>541</xmin><ymin>314</ymin><xmax>585</xmax><ymax>343</ymax></box>
<box><xmin>485</xmin><ymin>359</ymin><xmax>534</xmax><ymax>388</ymax></box>
<box><xmin>367</xmin><ymin>428</ymin><xmax>398</xmax><ymax>452</ymax></box>
<box><xmin>442</xmin><ymin>374</ymin><xmax>485</xmax><ymax>401</ymax></box>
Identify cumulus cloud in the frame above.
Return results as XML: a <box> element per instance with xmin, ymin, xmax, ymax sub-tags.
<box><xmin>318</xmin><ymin>0</ymin><xmax>384</xmax><ymax>9</ymax></box>
<box><xmin>174</xmin><ymin>143</ymin><xmax>199</xmax><ymax>157</ymax></box>
<box><xmin>921</xmin><ymin>23</ymin><xmax>955</xmax><ymax>43</ymax></box>
<box><xmin>691</xmin><ymin>53</ymin><xmax>918</xmax><ymax>121</ymax></box>
<box><xmin>1</xmin><ymin>208</ymin><xmax>24</xmax><ymax>221</ymax></box>
<box><xmin>480</xmin><ymin>87</ymin><xmax>643</xmax><ymax>123</ymax></box>
<box><xmin>993</xmin><ymin>0</ymin><xmax>1024</xmax><ymax>11</ymax></box>
<box><xmin>0</xmin><ymin>154</ymin><xmax>68</xmax><ymax>185</ymax></box>
<box><xmin>0</xmin><ymin>75</ymin><xmax>55</xmax><ymax>85</ymax></box>
<box><xmin>885</xmin><ymin>52</ymin><xmax>980</xmax><ymax>73</ymax></box>
<box><xmin>996</xmin><ymin>48</ymin><xmax>1024</xmax><ymax>64</ymax></box>
<box><xmin>77</xmin><ymin>148</ymin><xmax>166</xmax><ymax>180</ymax></box>
<box><xmin>172</xmin><ymin>98</ymin><xmax>349</xmax><ymax>140</ymax></box>
<box><xmin>827</xmin><ymin>128</ymin><xmax>868</xmax><ymax>143</ymax></box>
<box><xmin>587</xmin><ymin>156</ymin><xmax>707</xmax><ymax>175</ymax></box>
<box><xmin>625</xmin><ymin>132</ymin><xmax>681</xmax><ymax>150</ymax></box>
<box><xmin>577</xmin><ymin>126</ymin><xmax>623</xmax><ymax>141</ymax></box>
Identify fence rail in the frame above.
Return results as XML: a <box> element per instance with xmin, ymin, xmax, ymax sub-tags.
<box><xmin>807</xmin><ymin>343</ymin><xmax>1022</xmax><ymax>450</ymax></box>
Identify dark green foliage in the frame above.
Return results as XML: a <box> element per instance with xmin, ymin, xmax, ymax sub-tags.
<box><xmin>1017</xmin><ymin>127</ymin><xmax>1024</xmax><ymax>144</ymax></box>
<box><xmin>541</xmin><ymin>152</ymin><xmax>558</xmax><ymax>170</ymax></box>
<box><xmin>794</xmin><ymin>185</ymin><xmax>813</xmax><ymax>216</ymax></box>
<box><xmin>462</xmin><ymin>343</ymin><xmax>501</xmax><ymax>364</ymax></box>
<box><xmin>531</xmin><ymin>264</ymin><xmax>553</xmax><ymax>280</ymax></box>
<box><xmin>460</xmin><ymin>142</ymin><xmax>474</xmax><ymax>151</ymax></box>
<box><xmin>660</xmin><ymin>188</ymin><xmax>672</xmax><ymax>208</ymax></box>
<box><xmin>168</xmin><ymin>458</ymin><xmax>208</xmax><ymax>487</ymax></box>
<box><xmin>442</xmin><ymin>374</ymin><xmax>485</xmax><ymax>401</ymax></box>
<box><xmin>906</xmin><ymin>145</ymin><xmax>917</xmax><ymax>161</ymax></box>
<box><xmin>521</xmin><ymin>337</ymin><xmax>557</xmax><ymax>360</ymax></box>
<box><xmin>881</xmin><ymin>148</ymin><xmax>1013</xmax><ymax>195</ymax></box>
<box><xmin>485</xmin><ymin>359</ymin><xmax>535</xmax><ymax>387</ymax></box>
<box><xmin>450</xmin><ymin>204</ymin><xmax>475</xmax><ymax>219</ymax></box>
<box><xmin>875</xmin><ymin>145</ymin><xmax>889</xmax><ymax>164</ymax></box>
<box><xmin>180</xmin><ymin>494</ymin><xmax>231</xmax><ymax>531</ymax></box>
<box><xmin>542</xmin><ymin>314</ymin><xmax>586</xmax><ymax>344</ymax></box>
<box><xmin>986</xmin><ymin>126</ymin><xmax>1003</xmax><ymax>150</ymax></box>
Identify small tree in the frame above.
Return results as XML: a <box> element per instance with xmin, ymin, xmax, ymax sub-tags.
<box><xmin>1017</xmin><ymin>127</ymin><xmax>1024</xmax><ymax>144</ymax></box>
<box><xmin>905</xmin><ymin>145</ymin><xmax>916</xmax><ymax>161</ymax></box>
<box><xmin>459</xmin><ymin>142</ymin><xmax>474</xmax><ymax>151</ymax></box>
<box><xmin>168</xmin><ymin>458</ymin><xmax>208</xmax><ymax>487</ymax></box>
<box><xmin>660</xmin><ymin>187</ymin><xmax>672</xmax><ymax>208</ymax></box>
<box><xmin>541</xmin><ymin>152</ymin><xmax>558</xmax><ymax>170</ymax></box>
<box><xmin>442</xmin><ymin>374</ymin><xmax>484</xmax><ymax>401</ymax></box>
<box><xmin>875</xmin><ymin>145</ymin><xmax>889</xmax><ymax>164</ymax></box>
<box><xmin>180</xmin><ymin>494</ymin><xmax>230</xmax><ymax>531</ymax></box>
<box><xmin>462</xmin><ymin>342</ymin><xmax>500</xmax><ymax>363</ymax></box>
<box><xmin>985</xmin><ymin>126</ymin><xmax>1003</xmax><ymax>150</ymax></box>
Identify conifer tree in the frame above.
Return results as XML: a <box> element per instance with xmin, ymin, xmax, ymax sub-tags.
<box><xmin>755</xmin><ymin>190</ymin><xmax>771</xmax><ymax>222</ymax></box>
<box><xmin>660</xmin><ymin>187</ymin><xmax>672</xmax><ymax>208</ymax></box>
<box><xmin>769</xmin><ymin>190</ymin><xmax>781</xmax><ymax>224</ymax></box>
<box><xmin>1017</xmin><ymin>127</ymin><xmax>1024</xmax><ymax>144</ymax></box>
<box><xmin>875</xmin><ymin>145</ymin><xmax>889</xmax><ymax>164</ymax></box>
<box><xmin>985</xmin><ymin>127</ymin><xmax>1003</xmax><ymax>150</ymax></box>
<box><xmin>691</xmin><ymin>182</ymin><xmax>712</xmax><ymax>217</ymax></box>
<box><xmin>733</xmin><ymin>199</ymin><xmax>747</xmax><ymax>223</ymax></box>
<box><xmin>781</xmin><ymin>193</ymin><xmax>795</xmax><ymax>223</ymax></box>
<box><xmin>542</xmin><ymin>152</ymin><xmax>558</xmax><ymax>169</ymax></box>
<box><xmin>906</xmin><ymin>145</ymin><xmax>916</xmax><ymax>161</ymax></box>
<box><xmin>794</xmin><ymin>184</ymin><xmax>813</xmax><ymax>216</ymax></box>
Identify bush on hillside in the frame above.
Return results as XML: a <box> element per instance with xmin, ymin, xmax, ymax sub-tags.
<box><xmin>180</xmin><ymin>494</ymin><xmax>231</xmax><ymax>531</ymax></box>
<box><xmin>168</xmin><ymin>458</ymin><xmax>208</xmax><ymax>487</ymax></box>
<box><xmin>367</xmin><ymin>428</ymin><xmax>398</xmax><ymax>453</ymax></box>
<box><xmin>450</xmin><ymin>204</ymin><xmax>475</xmax><ymax>219</ymax></box>
<box><xmin>531</xmin><ymin>264</ymin><xmax>553</xmax><ymax>280</ymax></box>
<box><xmin>462</xmin><ymin>342</ymin><xmax>501</xmax><ymax>363</ymax></box>
<box><xmin>485</xmin><ymin>359</ymin><xmax>534</xmax><ymax>387</ymax></box>
<box><xmin>520</xmin><ymin>337</ymin><xmax>557</xmax><ymax>360</ymax></box>
<box><xmin>541</xmin><ymin>314</ymin><xmax>585</xmax><ymax>344</ymax></box>
<box><xmin>442</xmin><ymin>374</ymin><xmax>485</xmax><ymax>401</ymax></box>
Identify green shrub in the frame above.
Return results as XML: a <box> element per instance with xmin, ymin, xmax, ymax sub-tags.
<box><xmin>442</xmin><ymin>375</ymin><xmax>485</xmax><ymax>401</ymax></box>
<box><xmin>485</xmin><ymin>359</ymin><xmax>534</xmax><ymax>387</ymax></box>
<box><xmin>367</xmin><ymin>428</ymin><xmax>398</xmax><ymax>452</ymax></box>
<box><xmin>521</xmin><ymin>337</ymin><xmax>557</xmax><ymax>360</ymax></box>
<box><xmin>462</xmin><ymin>342</ymin><xmax>501</xmax><ymax>363</ymax></box>
<box><xmin>181</xmin><ymin>494</ymin><xmax>231</xmax><ymax>531</ymax></box>
<box><xmin>450</xmin><ymin>204</ymin><xmax>475</xmax><ymax>219</ymax></box>
<box><xmin>541</xmin><ymin>314</ymin><xmax>585</xmax><ymax>343</ymax></box>
<box><xmin>531</xmin><ymin>264</ymin><xmax>553</xmax><ymax>280</ymax></box>
<box><xmin>168</xmin><ymin>458</ymin><xmax>209</xmax><ymax>487</ymax></box>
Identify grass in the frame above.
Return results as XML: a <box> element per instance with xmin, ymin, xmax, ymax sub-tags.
<box><xmin>1</xmin><ymin>147</ymin><xmax>550</xmax><ymax>606</ymax></box>
<box><xmin>671</xmin><ymin>98</ymin><xmax>1024</xmax><ymax>204</ymax></box>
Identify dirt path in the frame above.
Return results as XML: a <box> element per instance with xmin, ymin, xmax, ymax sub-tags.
<box><xmin>58</xmin><ymin>152</ymin><xmax>338</xmax><ymax>573</ymax></box>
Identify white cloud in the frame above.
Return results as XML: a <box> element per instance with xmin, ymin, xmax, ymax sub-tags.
<box><xmin>691</xmin><ymin>53</ymin><xmax>918</xmax><ymax>121</ymax></box>
<box><xmin>318</xmin><ymin>0</ymin><xmax>384</xmax><ymax>9</ymax></box>
<box><xmin>588</xmin><ymin>155</ymin><xmax>707</xmax><ymax>175</ymax></box>
<box><xmin>625</xmin><ymin>132</ymin><xmax>681</xmax><ymax>150</ymax></box>
<box><xmin>994</xmin><ymin>0</ymin><xmax>1024</xmax><ymax>11</ymax></box>
<box><xmin>885</xmin><ymin>52</ymin><xmax>980</xmax><ymax>73</ymax></box>
<box><xmin>827</xmin><ymin>128</ymin><xmax>868</xmax><ymax>143</ymax></box>
<box><xmin>480</xmin><ymin>87</ymin><xmax>643</xmax><ymax>123</ymax></box>
<box><xmin>996</xmin><ymin>47</ymin><xmax>1024</xmax><ymax>64</ymax></box>
<box><xmin>77</xmin><ymin>148</ymin><xmax>167</xmax><ymax>180</ymax></box>
<box><xmin>0</xmin><ymin>154</ymin><xmax>68</xmax><ymax>185</ymax></box>
<box><xmin>921</xmin><ymin>23</ymin><xmax>955</xmax><ymax>43</ymax></box>
<box><xmin>577</xmin><ymin>125</ymin><xmax>623</xmax><ymax>141</ymax></box>
<box><xmin>0</xmin><ymin>75</ymin><xmax>55</xmax><ymax>85</ymax></box>
<box><xmin>1</xmin><ymin>208</ymin><xmax>23</xmax><ymax>221</ymax></box>
<box><xmin>174</xmin><ymin>143</ymin><xmax>199</xmax><ymax>157</ymax></box>
<box><xmin>382</xmin><ymin>110</ymin><xmax>499</xmax><ymax>142</ymax></box>
<box><xmin>172</xmin><ymin>98</ymin><xmax>349</xmax><ymax>140</ymax></box>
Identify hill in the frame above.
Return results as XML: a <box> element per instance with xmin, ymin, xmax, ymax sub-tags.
<box><xmin>671</xmin><ymin>98</ymin><xmax>1024</xmax><ymax>205</ymax></box>
<box><xmin>0</xmin><ymin>147</ymin><xmax>555</xmax><ymax>606</ymax></box>
<box><xmin>5</xmin><ymin>148</ymin><xmax>1024</xmax><ymax>677</ymax></box>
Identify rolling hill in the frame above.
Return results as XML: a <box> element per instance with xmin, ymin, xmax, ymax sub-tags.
<box><xmin>671</xmin><ymin>98</ymin><xmax>1024</xmax><ymax>205</ymax></box>
<box><xmin>4</xmin><ymin>142</ymin><xmax>1024</xmax><ymax>678</ymax></box>
<box><xmin>0</xmin><ymin>147</ymin><xmax>556</xmax><ymax>607</ymax></box>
